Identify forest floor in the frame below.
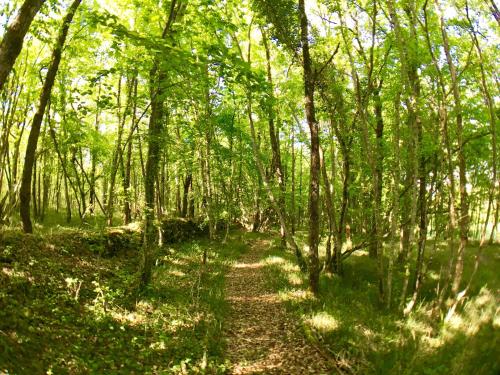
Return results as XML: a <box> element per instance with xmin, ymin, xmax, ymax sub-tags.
<box><xmin>0</xmin><ymin>223</ymin><xmax>498</xmax><ymax>374</ymax></box>
<box><xmin>0</xmin><ymin>225</ymin><xmax>246</xmax><ymax>374</ymax></box>
<box><xmin>224</xmin><ymin>238</ymin><xmax>334</xmax><ymax>374</ymax></box>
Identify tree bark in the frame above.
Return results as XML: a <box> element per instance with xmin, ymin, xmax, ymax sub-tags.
<box><xmin>142</xmin><ymin>63</ymin><xmax>164</xmax><ymax>286</ymax></box>
<box><xmin>261</xmin><ymin>27</ymin><xmax>287</xmax><ymax>247</ymax></box>
<box><xmin>123</xmin><ymin>77</ymin><xmax>137</xmax><ymax>224</ymax></box>
<box><xmin>437</xmin><ymin>0</ymin><xmax>469</xmax><ymax>297</ymax></box>
<box><xmin>107</xmin><ymin>74</ymin><xmax>133</xmax><ymax>226</ymax></box>
<box><xmin>181</xmin><ymin>174</ymin><xmax>192</xmax><ymax>218</ymax></box>
<box><xmin>19</xmin><ymin>0</ymin><xmax>82</xmax><ymax>233</ymax></box>
<box><xmin>464</xmin><ymin>2</ymin><xmax>498</xmax><ymax>245</ymax></box>
<box><xmin>387</xmin><ymin>90</ymin><xmax>401</xmax><ymax>309</ymax></box>
<box><xmin>0</xmin><ymin>0</ymin><xmax>45</xmax><ymax>91</ymax></box>
<box><xmin>299</xmin><ymin>0</ymin><xmax>321</xmax><ymax>294</ymax></box>
<box><xmin>387</xmin><ymin>0</ymin><xmax>422</xmax><ymax>313</ymax></box>
<box><xmin>140</xmin><ymin>0</ymin><xmax>185</xmax><ymax>288</ymax></box>
<box><xmin>89</xmin><ymin>81</ymin><xmax>102</xmax><ymax>215</ymax></box>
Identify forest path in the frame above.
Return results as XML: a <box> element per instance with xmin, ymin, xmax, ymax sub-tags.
<box><xmin>224</xmin><ymin>238</ymin><xmax>335</xmax><ymax>374</ymax></box>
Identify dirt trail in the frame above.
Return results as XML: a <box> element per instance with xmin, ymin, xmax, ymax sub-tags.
<box><xmin>224</xmin><ymin>239</ymin><xmax>335</xmax><ymax>374</ymax></box>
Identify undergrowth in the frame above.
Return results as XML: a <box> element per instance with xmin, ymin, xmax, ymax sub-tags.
<box><xmin>261</xmin><ymin>235</ymin><xmax>500</xmax><ymax>374</ymax></box>
<box><xmin>0</xmin><ymin>227</ymin><xmax>247</xmax><ymax>374</ymax></box>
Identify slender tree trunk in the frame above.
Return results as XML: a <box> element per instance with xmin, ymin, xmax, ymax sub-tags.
<box><xmin>107</xmin><ymin>75</ymin><xmax>127</xmax><ymax>226</ymax></box>
<box><xmin>387</xmin><ymin>91</ymin><xmax>401</xmax><ymax>309</ymax></box>
<box><xmin>373</xmin><ymin>84</ymin><xmax>385</xmax><ymax>302</ymax></box>
<box><xmin>261</xmin><ymin>27</ymin><xmax>287</xmax><ymax>247</ymax></box>
<box><xmin>491</xmin><ymin>203</ymin><xmax>499</xmax><ymax>243</ymax></box>
<box><xmin>47</xmin><ymin>116</ymin><xmax>86</xmax><ymax>223</ymax></box>
<box><xmin>436</xmin><ymin>0</ymin><xmax>469</xmax><ymax>298</ymax></box>
<box><xmin>32</xmin><ymin>158</ymin><xmax>38</xmax><ymax>220</ymax></box>
<box><xmin>7</xmin><ymin>97</ymin><xmax>28</xmax><ymax>215</ymax></box>
<box><xmin>387</xmin><ymin>0</ymin><xmax>422</xmax><ymax>312</ymax></box>
<box><xmin>142</xmin><ymin>62</ymin><xmax>165</xmax><ymax>287</ymax></box>
<box><xmin>331</xmin><ymin>118</ymin><xmax>351</xmax><ymax>275</ymax></box>
<box><xmin>299</xmin><ymin>0</ymin><xmax>321</xmax><ymax>294</ymax></box>
<box><xmin>464</xmin><ymin>3</ymin><xmax>498</xmax><ymax>245</ymax></box>
<box><xmin>19</xmin><ymin>0</ymin><xmax>81</xmax><ymax>233</ymax></box>
<box><xmin>320</xmin><ymin>144</ymin><xmax>335</xmax><ymax>273</ymax></box>
<box><xmin>298</xmin><ymin>145</ymin><xmax>303</xmax><ymax>229</ymax></box>
<box><xmin>181</xmin><ymin>174</ymin><xmax>192</xmax><ymax>218</ymax></box>
<box><xmin>140</xmin><ymin>0</ymin><xmax>184</xmax><ymax>288</ymax></box>
<box><xmin>489</xmin><ymin>0</ymin><xmax>500</xmax><ymax>26</ymax></box>
<box><xmin>123</xmin><ymin>77</ymin><xmax>138</xmax><ymax>224</ymax></box>
<box><xmin>0</xmin><ymin>0</ymin><xmax>46</xmax><ymax>91</ymax></box>
<box><xmin>90</xmin><ymin>80</ymin><xmax>102</xmax><ymax>215</ymax></box>
<box><xmin>291</xmin><ymin>125</ymin><xmax>296</xmax><ymax>235</ymax></box>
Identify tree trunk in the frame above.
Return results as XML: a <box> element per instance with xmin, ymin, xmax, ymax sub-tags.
<box><xmin>140</xmin><ymin>0</ymin><xmax>184</xmax><ymax>288</ymax></box>
<box><xmin>320</xmin><ymin>144</ymin><xmax>336</xmax><ymax>273</ymax></box>
<box><xmin>463</xmin><ymin>3</ymin><xmax>498</xmax><ymax>245</ymax></box>
<box><xmin>181</xmin><ymin>174</ymin><xmax>192</xmax><ymax>218</ymax></box>
<box><xmin>261</xmin><ymin>27</ymin><xmax>287</xmax><ymax>247</ymax></box>
<box><xmin>142</xmin><ymin>63</ymin><xmax>165</xmax><ymax>287</ymax></box>
<box><xmin>435</xmin><ymin>0</ymin><xmax>469</xmax><ymax>299</ymax></box>
<box><xmin>90</xmin><ymin>80</ymin><xmax>102</xmax><ymax>215</ymax></box>
<box><xmin>107</xmin><ymin>75</ymin><xmax>128</xmax><ymax>226</ymax></box>
<box><xmin>291</xmin><ymin>125</ymin><xmax>296</xmax><ymax>235</ymax></box>
<box><xmin>299</xmin><ymin>0</ymin><xmax>321</xmax><ymax>294</ymax></box>
<box><xmin>373</xmin><ymin>84</ymin><xmax>385</xmax><ymax>301</ymax></box>
<box><xmin>387</xmin><ymin>0</ymin><xmax>422</xmax><ymax>312</ymax></box>
<box><xmin>0</xmin><ymin>0</ymin><xmax>46</xmax><ymax>91</ymax></box>
<box><xmin>123</xmin><ymin>77</ymin><xmax>138</xmax><ymax>224</ymax></box>
<box><xmin>387</xmin><ymin>90</ymin><xmax>401</xmax><ymax>309</ymax></box>
<box><xmin>19</xmin><ymin>0</ymin><xmax>81</xmax><ymax>233</ymax></box>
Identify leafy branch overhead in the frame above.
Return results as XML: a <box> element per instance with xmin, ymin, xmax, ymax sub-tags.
<box><xmin>0</xmin><ymin>0</ymin><xmax>498</xmax><ymax>373</ymax></box>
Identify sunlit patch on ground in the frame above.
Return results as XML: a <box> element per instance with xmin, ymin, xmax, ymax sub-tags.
<box><xmin>262</xmin><ymin>255</ymin><xmax>286</xmax><ymax>265</ymax></box>
<box><xmin>168</xmin><ymin>269</ymin><xmax>186</xmax><ymax>277</ymax></box>
<box><xmin>352</xmin><ymin>249</ymin><xmax>368</xmax><ymax>257</ymax></box>
<box><xmin>444</xmin><ymin>287</ymin><xmax>498</xmax><ymax>336</ymax></box>
<box><xmin>262</xmin><ymin>255</ymin><xmax>300</xmax><ymax>274</ymax></box>
<box><xmin>403</xmin><ymin>315</ymin><xmax>434</xmax><ymax>339</ymax></box>
<box><xmin>228</xmin><ymin>293</ymin><xmax>280</xmax><ymax>303</ymax></box>
<box><xmin>233</xmin><ymin>261</ymin><xmax>262</xmax><ymax>269</ymax></box>
<box><xmin>306</xmin><ymin>311</ymin><xmax>339</xmax><ymax>333</ymax></box>
<box><xmin>2</xmin><ymin>267</ymin><xmax>34</xmax><ymax>282</ymax></box>
<box><xmin>170</xmin><ymin>257</ymin><xmax>190</xmax><ymax>266</ymax></box>
<box><xmin>279</xmin><ymin>288</ymin><xmax>315</xmax><ymax>302</ymax></box>
<box><xmin>287</xmin><ymin>272</ymin><xmax>303</xmax><ymax>286</ymax></box>
<box><xmin>281</xmin><ymin>262</ymin><xmax>300</xmax><ymax>272</ymax></box>
<box><xmin>110</xmin><ymin>310</ymin><xmax>146</xmax><ymax>326</ymax></box>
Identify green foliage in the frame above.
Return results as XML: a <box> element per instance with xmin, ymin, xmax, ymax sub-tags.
<box><xmin>252</xmin><ymin>0</ymin><xmax>300</xmax><ymax>51</ymax></box>
<box><xmin>0</xmin><ymin>228</ymin><xmax>248</xmax><ymax>374</ymax></box>
<box><xmin>0</xmin><ymin>0</ymin><xmax>498</xmax><ymax>371</ymax></box>
<box><xmin>260</xmin><ymin>233</ymin><xmax>500</xmax><ymax>374</ymax></box>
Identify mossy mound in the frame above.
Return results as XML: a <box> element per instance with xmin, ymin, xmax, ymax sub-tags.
<box><xmin>161</xmin><ymin>218</ymin><xmax>209</xmax><ymax>243</ymax></box>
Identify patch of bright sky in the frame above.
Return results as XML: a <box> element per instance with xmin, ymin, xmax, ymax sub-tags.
<box><xmin>95</xmin><ymin>0</ymin><xmax>135</xmax><ymax>29</ymax></box>
<box><xmin>0</xmin><ymin>0</ymin><xmax>17</xmax><ymax>36</ymax></box>
<box><xmin>307</xmin><ymin>0</ymin><xmax>331</xmax><ymax>37</ymax></box>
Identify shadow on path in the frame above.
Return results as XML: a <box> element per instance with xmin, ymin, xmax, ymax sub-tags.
<box><xmin>224</xmin><ymin>239</ymin><xmax>336</xmax><ymax>374</ymax></box>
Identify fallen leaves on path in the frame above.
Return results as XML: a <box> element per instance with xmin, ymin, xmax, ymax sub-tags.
<box><xmin>224</xmin><ymin>239</ymin><xmax>336</xmax><ymax>374</ymax></box>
